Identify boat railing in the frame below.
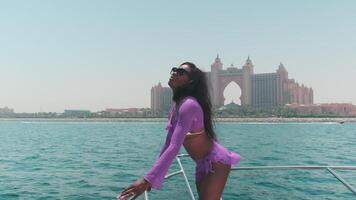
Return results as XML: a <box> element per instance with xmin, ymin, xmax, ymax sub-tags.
<box><xmin>143</xmin><ymin>154</ymin><xmax>356</xmax><ymax>200</ymax></box>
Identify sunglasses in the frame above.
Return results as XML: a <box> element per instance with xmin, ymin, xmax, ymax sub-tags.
<box><xmin>170</xmin><ymin>67</ymin><xmax>189</xmax><ymax>76</ymax></box>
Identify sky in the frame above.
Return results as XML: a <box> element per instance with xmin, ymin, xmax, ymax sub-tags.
<box><xmin>0</xmin><ymin>0</ymin><xmax>355</xmax><ymax>113</ymax></box>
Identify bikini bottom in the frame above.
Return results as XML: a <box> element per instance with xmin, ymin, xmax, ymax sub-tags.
<box><xmin>195</xmin><ymin>141</ymin><xmax>241</xmax><ymax>184</ymax></box>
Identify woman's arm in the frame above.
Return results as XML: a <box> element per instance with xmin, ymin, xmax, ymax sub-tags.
<box><xmin>144</xmin><ymin>99</ymin><xmax>199</xmax><ymax>189</ymax></box>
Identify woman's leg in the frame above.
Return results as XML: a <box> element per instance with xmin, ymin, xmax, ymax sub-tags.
<box><xmin>196</xmin><ymin>181</ymin><xmax>203</xmax><ymax>199</ymax></box>
<box><xmin>196</xmin><ymin>170</ymin><xmax>206</xmax><ymax>199</ymax></box>
<box><xmin>198</xmin><ymin>162</ymin><xmax>231</xmax><ymax>200</ymax></box>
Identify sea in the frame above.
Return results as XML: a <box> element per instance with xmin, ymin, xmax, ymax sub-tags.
<box><xmin>0</xmin><ymin>120</ymin><xmax>355</xmax><ymax>200</ymax></box>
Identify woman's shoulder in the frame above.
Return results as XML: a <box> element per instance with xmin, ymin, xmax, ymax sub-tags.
<box><xmin>178</xmin><ymin>96</ymin><xmax>202</xmax><ymax>112</ymax></box>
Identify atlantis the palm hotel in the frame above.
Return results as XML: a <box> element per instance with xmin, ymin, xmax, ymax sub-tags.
<box><xmin>151</xmin><ymin>55</ymin><xmax>356</xmax><ymax>116</ymax></box>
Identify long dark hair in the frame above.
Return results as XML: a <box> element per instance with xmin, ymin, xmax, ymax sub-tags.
<box><xmin>172</xmin><ymin>62</ymin><xmax>216</xmax><ymax>140</ymax></box>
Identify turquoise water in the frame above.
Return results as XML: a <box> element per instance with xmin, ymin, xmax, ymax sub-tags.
<box><xmin>0</xmin><ymin>120</ymin><xmax>355</xmax><ymax>200</ymax></box>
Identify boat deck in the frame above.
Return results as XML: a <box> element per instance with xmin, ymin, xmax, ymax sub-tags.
<box><xmin>143</xmin><ymin>154</ymin><xmax>356</xmax><ymax>200</ymax></box>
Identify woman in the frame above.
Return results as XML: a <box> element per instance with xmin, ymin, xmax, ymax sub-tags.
<box><xmin>118</xmin><ymin>62</ymin><xmax>240</xmax><ymax>200</ymax></box>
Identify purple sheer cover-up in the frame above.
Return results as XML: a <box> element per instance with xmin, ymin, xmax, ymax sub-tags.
<box><xmin>144</xmin><ymin>96</ymin><xmax>240</xmax><ymax>189</ymax></box>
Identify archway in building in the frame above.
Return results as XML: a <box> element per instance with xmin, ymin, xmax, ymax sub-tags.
<box><xmin>223</xmin><ymin>81</ymin><xmax>242</xmax><ymax>105</ymax></box>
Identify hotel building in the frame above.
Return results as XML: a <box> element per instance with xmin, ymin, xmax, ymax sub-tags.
<box><xmin>151</xmin><ymin>55</ymin><xmax>313</xmax><ymax>111</ymax></box>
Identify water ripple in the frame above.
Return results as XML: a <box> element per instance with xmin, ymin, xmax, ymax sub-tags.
<box><xmin>0</xmin><ymin>121</ymin><xmax>355</xmax><ymax>199</ymax></box>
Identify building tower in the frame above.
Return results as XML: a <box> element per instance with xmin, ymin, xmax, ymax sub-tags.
<box><xmin>151</xmin><ymin>82</ymin><xmax>172</xmax><ymax>114</ymax></box>
<box><xmin>277</xmin><ymin>62</ymin><xmax>289</xmax><ymax>104</ymax></box>
<box><xmin>150</xmin><ymin>82</ymin><xmax>162</xmax><ymax>111</ymax></box>
<box><xmin>210</xmin><ymin>54</ymin><xmax>223</xmax><ymax>107</ymax></box>
<box><xmin>242</xmin><ymin>56</ymin><xmax>254</xmax><ymax>105</ymax></box>
<box><xmin>277</xmin><ymin>62</ymin><xmax>288</xmax><ymax>81</ymax></box>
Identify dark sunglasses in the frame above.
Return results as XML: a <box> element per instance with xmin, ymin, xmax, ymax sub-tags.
<box><xmin>170</xmin><ymin>67</ymin><xmax>189</xmax><ymax>76</ymax></box>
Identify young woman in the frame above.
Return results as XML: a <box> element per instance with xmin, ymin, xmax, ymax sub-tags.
<box><xmin>118</xmin><ymin>62</ymin><xmax>240</xmax><ymax>200</ymax></box>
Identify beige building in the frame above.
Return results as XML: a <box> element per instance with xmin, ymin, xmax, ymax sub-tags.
<box><xmin>151</xmin><ymin>55</ymin><xmax>314</xmax><ymax>110</ymax></box>
<box><xmin>208</xmin><ymin>55</ymin><xmax>313</xmax><ymax>108</ymax></box>
<box><xmin>150</xmin><ymin>82</ymin><xmax>173</xmax><ymax>113</ymax></box>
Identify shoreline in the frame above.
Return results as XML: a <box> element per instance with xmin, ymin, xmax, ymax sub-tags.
<box><xmin>1</xmin><ymin>117</ymin><xmax>356</xmax><ymax>123</ymax></box>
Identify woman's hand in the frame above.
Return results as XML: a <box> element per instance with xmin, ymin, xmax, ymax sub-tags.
<box><xmin>117</xmin><ymin>178</ymin><xmax>151</xmax><ymax>200</ymax></box>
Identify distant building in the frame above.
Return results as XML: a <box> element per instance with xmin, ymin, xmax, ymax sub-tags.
<box><xmin>0</xmin><ymin>107</ymin><xmax>15</xmax><ymax>117</ymax></box>
<box><xmin>319</xmin><ymin>103</ymin><xmax>356</xmax><ymax>116</ymax></box>
<box><xmin>277</xmin><ymin>63</ymin><xmax>314</xmax><ymax>105</ymax></box>
<box><xmin>151</xmin><ymin>55</ymin><xmax>313</xmax><ymax>110</ymax></box>
<box><xmin>286</xmin><ymin>103</ymin><xmax>356</xmax><ymax>116</ymax></box>
<box><xmin>151</xmin><ymin>83</ymin><xmax>173</xmax><ymax>113</ymax></box>
<box><xmin>251</xmin><ymin>73</ymin><xmax>282</xmax><ymax>107</ymax></box>
<box><xmin>0</xmin><ymin>107</ymin><xmax>14</xmax><ymax>114</ymax></box>
<box><xmin>103</xmin><ymin>108</ymin><xmax>144</xmax><ymax>117</ymax></box>
<box><xmin>63</xmin><ymin>109</ymin><xmax>91</xmax><ymax>118</ymax></box>
<box><xmin>208</xmin><ymin>55</ymin><xmax>313</xmax><ymax>108</ymax></box>
<box><xmin>285</xmin><ymin>104</ymin><xmax>322</xmax><ymax>115</ymax></box>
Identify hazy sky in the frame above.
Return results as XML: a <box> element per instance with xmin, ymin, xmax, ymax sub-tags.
<box><xmin>1</xmin><ymin>0</ymin><xmax>355</xmax><ymax>112</ymax></box>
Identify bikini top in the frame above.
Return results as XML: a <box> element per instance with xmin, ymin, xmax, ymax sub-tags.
<box><xmin>186</xmin><ymin>129</ymin><xmax>205</xmax><ymax>136</ymax></box>
<box><xmin>165</xmin><ymin>98</ymin><xmax>204</xmax><ymax>133</ymax></box>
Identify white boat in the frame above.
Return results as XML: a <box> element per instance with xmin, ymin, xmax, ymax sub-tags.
<box><xmin>143</xmin><ymin>154</ymin><xmax>356</xmax><ymax>200</ymax></box>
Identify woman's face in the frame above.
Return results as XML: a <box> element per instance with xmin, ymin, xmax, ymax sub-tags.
<box><xmin>168</xmin><ymin>64</ymin><xmax>192</xmax><ymax>90</ymax></box>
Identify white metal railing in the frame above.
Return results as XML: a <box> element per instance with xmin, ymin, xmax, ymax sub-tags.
<box><xmin>144</xmin><ymin>154</ymin><xmax>356</xmax><ymax>199</ymax></box>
